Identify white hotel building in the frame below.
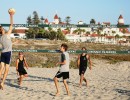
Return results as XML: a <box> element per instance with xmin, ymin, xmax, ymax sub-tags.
<box><xmin>14</xmin><ymin>14</ymin><xmax>130</xmax><ymax>44</ymax></box>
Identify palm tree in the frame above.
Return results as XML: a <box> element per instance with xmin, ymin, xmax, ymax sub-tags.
<box><xmin>73</xmin><ymin>28</ymin><xmax>85</xmax><ymax>35</ymax></box>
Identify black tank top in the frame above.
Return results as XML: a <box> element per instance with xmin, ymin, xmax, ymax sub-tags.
<box><xmin>80</xmin><ymin>54</ymin><xmax>88</xmax><ymax>67</ymax></box>
<box><xmin>18</xmin><ymin>58</ymin><xmax>24</xmax><ymax>70</ymax></box>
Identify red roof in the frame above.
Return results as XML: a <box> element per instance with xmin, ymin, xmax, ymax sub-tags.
<box><xmin>59</xmin><ymin>22</ymin><xmax>66</xmax><ymax>24</ymax></box>
<box><xmin>103</xmin><ymin>22</ymin><xmax>110</xmax><ymax>25</ymax></box>
<box><xmin>118</xmin><ymin>14</ymin><xmax>123</xmax><ymax>19</ymax></box>
<box><xmin>98</xmin><ymin>22</ymin><xmax>100</xmax><ymax>25</ymax></box>
<box><xmin>44</xmin><ymin>18</ymin><xmax>49</xmax><ymax>23</ymax></box>
<box><xmin>119</xmin><ymin>28</ymin><xmax>129</xmax><ymax>33</ymax></box>
<box><xmin>62</xmin><ymin>30</ymin><xmax>69</xmax><ymax>35</ymax></box>
<box><xmin>54</xmin><ymin>14</ymin><xmax>59</xmax><ymax>19</ymax></box>
<box><xmin>106</xmin><ymin>36</ymin><xmax>114</xmax><ymax>39</ymax></box>
<box><xmin>91</xmin><ymin>33</ymin><xmax>99</xmax><ymax>37</ymax></box>
<box><xmin>15</xmin><ymin>29</ymin><xmax>26</xmax><ymax>33</ymax></box>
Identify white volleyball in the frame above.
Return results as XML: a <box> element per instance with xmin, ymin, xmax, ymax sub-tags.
<box><xmin>8</xmin><ymin>8</ymin><xmax>15</xmax><ymax>14</ymax></box>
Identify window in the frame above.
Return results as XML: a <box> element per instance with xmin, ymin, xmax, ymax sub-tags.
<box><xmin>14</xmin><ymin>34</ymin><xmax>19</xmax><ymax>36</ymax></box>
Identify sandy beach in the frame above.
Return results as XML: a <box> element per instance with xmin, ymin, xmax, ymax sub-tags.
<box><xmin>0</xmin><ymin>59</ymin><xmax>130</xmax><ymax>100</ymax></box>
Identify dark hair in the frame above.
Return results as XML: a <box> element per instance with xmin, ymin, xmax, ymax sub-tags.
<box><xmin>82</xmin><ymin>47</ymin><xmax>86</xmax><ymax>50</ymax></box>
<box><xmin>0</xmin><ymin>26</ymin><xmax>2</xmax><ymax>34</ymax></box>
<box><xmin>19</xmin><ymin>52</ymin><xmax>24</xmax><ymax>55</ymax></box>
<box><xmin>61</xmin><ymin>43</ymin><xmax>68</xmax><ymax>51</ymax></box>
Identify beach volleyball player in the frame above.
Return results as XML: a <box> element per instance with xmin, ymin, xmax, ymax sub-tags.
<box><xmin>77</xmin><ymin>47</ymin><xmax>92</xmax><ymax>87</ymax></box>
<box><xmin>54</xmin><ymin>44</ymin><xmax>70</xmax><ymax>96</ymax></box>
<box><xmin>0</xmin><ymin>8</ymin><xmax>15</xmax><ymax>89</ymax></box>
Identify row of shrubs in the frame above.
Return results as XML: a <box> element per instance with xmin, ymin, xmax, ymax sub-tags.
<box><xmin>10</xmin><ymin>52</ymin><xmax>130</xmax><ymax>68</ymax></box>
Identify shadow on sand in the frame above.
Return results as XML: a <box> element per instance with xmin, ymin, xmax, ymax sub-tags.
<box><xmin>115</xmin><ymin>89</ymin><xmax>130</xmax><ymax>96</ymax></box>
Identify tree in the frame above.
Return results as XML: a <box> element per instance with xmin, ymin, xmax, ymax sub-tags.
<box><xmin>48</xmin><ymin>27</ymin><xmax>53</xmax><ymax>32</ymax></box>
<box><xmin>90</xmin><ymin>19</ymin><xmax>96</xmax><ymax>24</ymax></box>
<box><xmin>40</xmin><ymin>16</ymin><xmax>45</xmax><ymax>24</ymax></box>
<box><xmin>48</xmin><ymin>31</ymin><xmax>58</xmax><ymax>40</ymax></box>
<box><xmin>115</xmin><ymin>34</ymin><xmax>120</xmax><ymax>42</ymax></box>
<box><xmin>65</xmin><ymin>27</ymin><xmax>70</xmax><ymax>33</ymax></box>
<box><xmin>27</xmin><ymin>16</ymin><xmax>32</xmax><ymax>24</ymax></box>
<box><xmin>26</xmin><ymin>28</ymin><xmax>36</xmax><ymax>38</ymax></box>
<box><xmin>26</xmin><ymin>11</ymin><xmax>45</xmax><ymax>39</ymax></box>
<box><xmin>59</xmin><ymin>17</ymin><xmax>62</xmax><ymax>24</ymax></box>
<box><xmin>37</xmin><ymin>27</ymin><xmax>46</xmax><ymax>38</ymax></box>
<box><xmin>86</xmin><ymin>31</ymin><xmax>90</xmax><ymax>35</ymax></box>
<box><xmin>122</xmin><ymin>28</ymin><xmax>127</xmax><ymax>33</ymax></box>
<box><xmin>12</xmin><ymin>28</ymin><xmax>16</xmax><ymax>33</ymax></box>
<box><xmin>57</xmin><ymin>28</ymin><xmax>65</xmax><ymax>40</ymax></box>
<box><xmin>33</xmin><ymin>11</ymin><xmax>40</xmax><ymax>25</ymax></box>
<box><xmin>73</xmin><ymin>30</ymin><xmax>78</xmax><ymax>34</ymax></box>
<box><xmin>65</xmin><ymin>16</ymin><xmax>71</xmax><ymax>24</ymax></box>
<box><xmin>73</xmin><ymin>28</ymin><xmax>85</xmax><ymax>35</ymax></box>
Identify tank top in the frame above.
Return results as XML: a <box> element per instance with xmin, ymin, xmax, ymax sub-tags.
<box><xmin>0</xmin><ymin>34</ymin><xmax>12</xmax><ymax>52</ymax></box>
<box><xmin>80</xmin><ymin>54</ymin><xmax>88</xmax><ymax>67</ymax></box>
<box><xmin>18</xmin><ymin>58</ymin><xmax>25</xmax><ymax>70</ymax></box>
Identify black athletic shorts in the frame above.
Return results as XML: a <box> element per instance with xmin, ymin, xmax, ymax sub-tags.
<box><xmin>0</xmin><ymin>51</ymin><xmax>11</xmax><ymax>64</ymax></box>
<box><xmin>55</xmin><ymin>71</ymin><xmax>69</xmax><ymax>80</ymax></box>
<box><xmin>79</xmin><ymin>66</ymin><xmax>87</xmax><ymax>75</ymax></box>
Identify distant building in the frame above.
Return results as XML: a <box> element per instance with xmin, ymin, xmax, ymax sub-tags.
<box><xmin>44</xmin><ymin>18</ymin><xmax>49</xmax><ymax>24</ymax></box>
<box><xmin>118</xmin><ymin>14</ymin><xmax>124</xmax><ymax>25</ymax></box>
<box><xmin>117</xmin><ymin>14</ymin><xmax>129</xmax><ymax>33</ymax></box>
<box><xmin>78</xmin><ymin>21</ymin><xmax>84</xmax><ymax>25</ymax></box>
<box><xmin>12</xmin><ymin>27</ymin><xmax>28</xmax><ymax>39</ymax></box>
<box><xmin>54</xmin><ymin>14</ymin><xmax>59</xmax><ymax>24</ymax></box>
<box><xmin>9</xmin><ymin>13</ymin><xmax>130</xmax><ymax>44</ymax></box>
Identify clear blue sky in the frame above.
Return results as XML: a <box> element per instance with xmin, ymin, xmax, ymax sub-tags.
<box><xmin>0</xmin><ymin>0</ymin><xmax>129</xmax><ymax>24</ymax></box>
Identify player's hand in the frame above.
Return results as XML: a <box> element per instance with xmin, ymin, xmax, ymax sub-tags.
<box><xmin>89</xmin><ymin>66</ymin><xmax>92</xmax><ymax>70</ymax></box>
<box><xmin>17</xmin><ymin>71</ymin><xmax>19</xmax><ymax>75</ymax></box>
<box><xmin>9</xmin><ymin>12</ymin><xmax>15</xmax><ymax>15</ymax></box>
<box><xmin>56</xmin><ymin>62</ymin><xmax>59</xmax><ymax>66</ymax></box>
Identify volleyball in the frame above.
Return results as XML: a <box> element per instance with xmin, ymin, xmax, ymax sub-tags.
<box><xmin>8</xmin><ymin>8</ymin><xmax>15</xmax><ymax>14</ymax></box>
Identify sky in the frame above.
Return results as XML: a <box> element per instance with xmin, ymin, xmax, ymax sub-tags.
<box><xmin>0</xmin><ymin>0</ymin><xmax>130</xmax><ymax>24</ymax></box>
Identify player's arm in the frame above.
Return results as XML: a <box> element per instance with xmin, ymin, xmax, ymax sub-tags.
<box><xmin>16</xmin><ymin>59</ymin><xmax>19</xmax><ymax>71</ymax></box>
<box><xmin>24</xmin><ymin>57</ymin><xmax>29</xmax><ymax>69</ymax></box>
<box><xmin>77</xmin><ymin>55</ymin><xmax>80</xmax><ymax>68</ymax></box>
<box><xmin>58</xmin><ymin>60</ymin><xmax>66</xmax><ymax>65</ymax></box>
<box><xmin>7</xmin><ymin>14</ymin><xmax>13</xmax><ymax>35</ymax></box>
<box><xmin>87</xmin><ymin>55</ymin><xmax>92</xmax><ymax>70</ymax></box>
